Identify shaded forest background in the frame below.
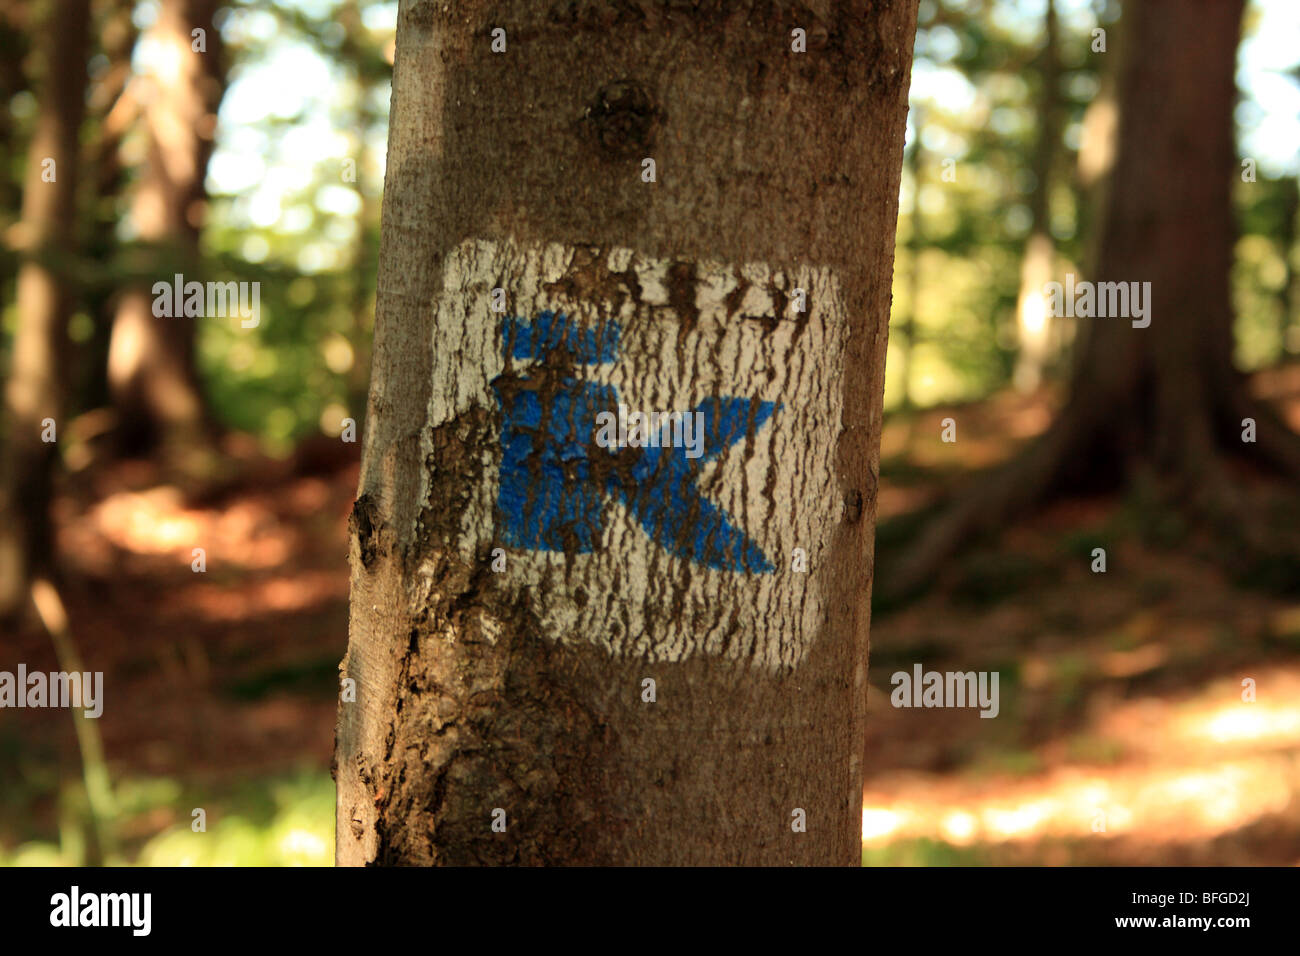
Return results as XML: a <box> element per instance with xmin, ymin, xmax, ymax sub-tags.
<box><xmin>2</xmin><ymin>0</ymin><xmax>1300</xmax><ymax>865</ymax></box>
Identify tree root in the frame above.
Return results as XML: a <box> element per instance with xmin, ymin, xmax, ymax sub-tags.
<box><xmin>880</xmin><ymin>387</ymin><xmax>1300</xmax><ymax>605</ymax></box>
<box><xmin>880</xmin><ymin>412</ymin><xmax>1081</xmax><ymax>601</ymax></box>
<box><xmin>1233</xmin><ymin>390</ymin><xmax>1300</xmax><ymax>482</ymax></box>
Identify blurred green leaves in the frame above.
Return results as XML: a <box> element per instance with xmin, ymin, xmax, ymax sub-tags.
<box><xmin>0</xmin><ymin>769</ymin><xmax>334</xmax><ymax>867</ymax></box>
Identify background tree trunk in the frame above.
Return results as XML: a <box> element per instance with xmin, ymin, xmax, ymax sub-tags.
<box><xmin>898</xmin><ymin>103</ymin><xmax>924</xmax><ymax>415</ymax></box>
<box><xmin>0</xmin><ymin>0</ymin><xmax>91</xmax><ymax>618</ymax></box>
<box><xmin>336</xmin><ymin>0</ymin><xmax>918</xmax><ymax>866</ymax></box>
<box><xmin>888</xmin><ymin>0</ymin><xmax>1300</xmax><ymax>597</ymax></box>
<box><xmin>1277</xmin><ymin>174</ymin><xmax>1298</xmax><ymax>357</ymax></box>
<box><xmin>1063</xmin><ymin>0</ymin><xmax>1244</xmax><ymax>477</ymax></box>
<box><xmin>0</xmin><ymin>0</ymin><xmax>32</xmax><ymax>221</ymax></box>
<box><xmin>106</xmin><ymin>0</ymin><xmax>225</xmax><ymax>462</ymax></box>
<box><xmin>1011</xmin><ymin>0</ymin><xmax>1060</xmax><ymax>393</ymax></box>
<box><xmin>79</xmin><ymin>0</ymin><xmax>140</xmax><ymax>418</ymax></box>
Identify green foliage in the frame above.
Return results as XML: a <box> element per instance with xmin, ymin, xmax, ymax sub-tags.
<box><xmin>863</xmin><ymin>837</ymin><xmax>989</xmax><ymax>867</ymax></box>
<box><xmin>887</xmin><ymin>0</ymin><xmax>1108</xmax><ymax>409</ymax></box>
<box><xmin>1230</xmin><ymin>547</ymin><xmax>1300</xmax><ymax>598</ymax></box>
<box><xmin>1065</xmin><ymin>734</ymin><xmax>1125</xmax><ymax>765</ymax></box>
<box><xmin>951</xmin><ymin>548</ymin><xmax>1058</xmax><ymax>605</ymax></box>
<box><xmin>135</xmin><ymin>772</ymin><xmax>333</xmax><ymax>867</ymax></box>
<box><xmin>1058</xmin><ymin>525</ymin><xmax>1116</xmax><ymax>563</ymax></box>
<box><xmin>0</xmin><ymin>770</ymin><xmax>334</xmax><ymax>867</ymax></box>
<box><xmin>972</xmin><ymin>746</ymin><xmax>1044</xmax><ymax>778</ymax></box>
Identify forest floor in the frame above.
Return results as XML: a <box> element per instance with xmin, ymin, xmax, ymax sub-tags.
<box><xmin>865</xmin><ymin>363</ymin><xmax>1300</xmax><ymax>865</ymax></box>
<box><xmin>3</xmin><ymin>367</ymin><xmax>1300</xmax><ymax>865</ymax></box>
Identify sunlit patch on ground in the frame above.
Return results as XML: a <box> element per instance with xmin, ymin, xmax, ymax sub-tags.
<box><xmin>866</xmin><ymin>389</ymin><xmax>1300</xmax><ymax>865</ymax></box>
<box><xmin>864</xmin><ymin>629</ymin><xmax>1300</xmax><ymax>864</ymax></box>
<box><xmin>865</xmin><ymin>754</ymin><xmax>1298</xmax><ymax>846</ymax></box>
<box><xmin>81</xmin><ymin>486</ymin><xmax>294</xmax><ymax>568</ymax></box>
<box><xmin>1</xmin><ymin>462</ymin><xmax>355</xmax><ymax>866</ymax></box>
<box><xmin>185</xmin><ymin>570</ymin><xmax>347</xmax><ymax>622</ymax></box>
<box><xmin>0</xmin><ymin>770</ymin><xmax>334</xmax><ymax>867</ymax></box>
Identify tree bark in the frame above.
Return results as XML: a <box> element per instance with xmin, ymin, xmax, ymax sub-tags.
<box><xmin>887</xmin><ymin>0</ymin><xmax>1300</xmax><ymax>597</ymax></box>
<box><xmin>1010</xmin><ymin>0</ymin><xmax>1060</xmax><ymax>394</ymax></box>
<box><xmin>0</xmin><ymin>1</ymin><xmax>32</xmax><ymax>221</ymax></box>
<box><xmin>898</xmin><ymin>103</ymin><xmax>924</xmax><ymax>414</ymax></box>
<box><xmin>106</xmin><ymin>0</ymin><xmax>225</xmax><ymax>460</ymax></box>
<box><xmin>1277</xmin><ymin>175</ymin><xmax>1298</xmax><ymax>357</ymax></box>
<box><xmin>336</xmin><ymin>0</ymin><xmax>918</xmax><ymax>866</ymax></box>
<box><xmin>0</xmin><ymin>0</ymin><xmax>91</xmax><ymax>618</ymax></box>
<box><xmin>79</xmin><ymin>0</ymin><xmax>140</xmax><ymax>417</ymax></box>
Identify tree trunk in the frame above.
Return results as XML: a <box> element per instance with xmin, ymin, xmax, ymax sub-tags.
<box><xmin>888</xmin><ymin>0</ymin><xmax>1300</xmax><ymax>597</ymax></box>
<box><xmin>341</xmin><ymin>0</ymin><xmax>381</xmax><ymax>425</ymax></box>
<box><xmin>1011</xmin><ymin>0</ymin><xmax>1060</xmax><ymax>393</ymax></box>
<box><xmin>106</xmin><ymin>0</ymin><xmax>225</xmax><ymax>461</ymax></box>
<box><xmin>1277</xmin><ymin>175</ymin><xmax>1298</xmax><ymax>357</ymax></box>
<box><xmin>79</xmin><ymin>0</ymin><xmax>140</xmax><ymax>417</ymax></box>
<box><xmin>0</xmin><ymin>1</ymin><xmax>32</xmax><ymax>221</ymax></box>
<box><xmin>1070</xmin><ymin>0</ymin><xmax>1124</xmax><ymax>362</ymax></box>
<box><xmin>1066</xmin><ymin>0</ymin><xmax>1241</xmax><ymax>477</ymax></box>
<box><xmin>898</xmin><ymin>103</ymin><xmax>924</xmax><ymax>414</ymax></box>
<box><xmin>336</xmin><ymin>0</ymin><xmax>918</xmax><ymax>866</ymax></box>
<box><xmin>0</xmin><ymin>0</ymin><xmax>91</xmax><ymax>618</ymax></box>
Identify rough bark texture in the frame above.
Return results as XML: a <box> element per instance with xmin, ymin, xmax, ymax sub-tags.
<box><xmin>0</xmin><ymin>0</ymin><xmax>91</xmax><ymax>617</ymax></box>
<box><xmin>106</xmin><ymin>0</ymin><xmax>224</xmax><ymax>458</ymax></box>
<box><xmin>888</xmin><ymin>0</ymin><xmax>1300</xmax><ymax>598</ymax></box>
<box><xmin>337</xmin><ymin>0</ymin><xmax>917</xmax><ymax>865</ymax></box>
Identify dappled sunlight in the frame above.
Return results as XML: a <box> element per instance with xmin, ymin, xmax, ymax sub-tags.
<box><xmin>6</xmin><ymin>0</ymin><xmax>1300</xmax><ymax>868</ymax></box>
<box><xmin>865</xmin><ymin>758</ymin><xmax>1297</xmax><ymax>847</ymax></box>
<box><xmin>868</xmin><ymin>355</ymin><xmax>1300</xmax><ymax>866</ymax></box>
<box><xmin>1177</xmin><ymin>696</ymin><xmax>1300</xmax><ymax>750</ymax></box>
<box><xmin>0</xmin><ymin>770</ymin><xmax>335</xmax><ymax>867</ymax></box>
<box><xmin>862</xmin><ymin>807</ymin><xmax>908</xmax><ymax>840</ymax></box>
<box><xmin>186</xmin><ymin>570</ymin><xmax>346</xmax><ymax>622</ymax></box>
<box><xmin>1196</xmin><ymin>705</ymin><xmax>1300</xmax><ymax>745</ymax></box>
<box><xmin>93</xmin><ymin>488</ymin><xmax>203</xmax><ymax>553</ymax></box>
<box><xmin>132</xmin><ymin>772</ymin><xmax>335</xmax><ymax>867</ymax></box>
<box><xmin>1093</xmin><ymin>668</ymin><xmax>1300</xmax><ymax>756</ymax></box>
<box><xmin>88</xmin><ymin>487</ymin><xmax>291</xmax><ymax>568</ymax></box>
<box><xmin>2</xmin><ymin>462</ymin><xmax>355</xmax><ymax>866</ymax></box>
<box><xmin>864</xmin><ymin>667</ymin><xmax>1300</xmax><ymax>860</ymax></box>
<box><xmin>278</xmin><ymin>827</ymin><xmax>329</xmax><ymax>865</ymax></box>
